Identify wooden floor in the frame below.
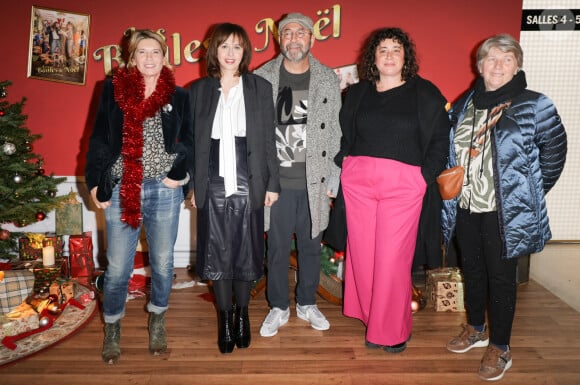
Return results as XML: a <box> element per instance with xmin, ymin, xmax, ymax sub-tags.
<box><xmin>2</xmin><ymin>269</ymin><xmax>580</xmax><ymax>385</ymax></box>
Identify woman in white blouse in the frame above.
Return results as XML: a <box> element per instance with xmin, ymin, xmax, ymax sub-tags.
<box><xmin>188</xmin><ymin>23</ymin><xmax>280</xmax><ymax>354</ymax></box>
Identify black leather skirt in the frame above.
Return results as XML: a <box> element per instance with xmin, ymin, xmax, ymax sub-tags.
<box><xmin>196</xmin><ymin>138</ymin><xmax>264</xmax><ymax>281</ymax></box>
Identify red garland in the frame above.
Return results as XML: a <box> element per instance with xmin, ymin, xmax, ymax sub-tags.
<box><xmin>113</xmin><ymin>66</ymin><xmax>175</xmax><ymax>228</ymax></box>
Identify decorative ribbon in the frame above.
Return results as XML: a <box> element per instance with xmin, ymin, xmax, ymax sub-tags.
<box><xmin>2</xmin><ymin>298</ymin><xmax>85</xmax><ymax>350</ymax></box>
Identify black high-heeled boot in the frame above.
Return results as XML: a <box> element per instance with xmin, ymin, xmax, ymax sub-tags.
<box><xmin>217</xmin><ymin>309</ymin><xmax>235</xmax><ymax>354</ymax></box>
<box><xmin>234</xmin><ymin>305</ymin><xmax>251</xmax><ymax>349</ymax></box>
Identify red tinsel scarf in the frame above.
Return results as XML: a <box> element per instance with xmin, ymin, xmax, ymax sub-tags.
<box><xmin>113</xmin><ymin>66</ymin><xmax>175</xmax><ymax>228</ymax></box>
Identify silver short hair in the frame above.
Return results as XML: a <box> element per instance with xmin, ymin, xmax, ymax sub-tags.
<box><xmin>477</xmin><ymin>34</ymin><xmax>523</xmax><ymax>70</ymax></box>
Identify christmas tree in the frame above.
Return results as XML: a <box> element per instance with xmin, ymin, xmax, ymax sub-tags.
<box><xmin>0</xmin><ymin>80</ymin><xmax>67</xmax><ymax>259</ymax></box>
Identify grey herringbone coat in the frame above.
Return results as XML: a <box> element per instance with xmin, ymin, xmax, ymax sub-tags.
<box><xmin>254</xmin><ymin>54</ymin><xmax>342</xmax><ymax>238</ymax></box>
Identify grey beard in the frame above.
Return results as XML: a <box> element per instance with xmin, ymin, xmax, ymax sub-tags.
<box><xmin>281</xmin><ymin>48</ymin><xmax>310</xmax><ymax>62</ymax></box>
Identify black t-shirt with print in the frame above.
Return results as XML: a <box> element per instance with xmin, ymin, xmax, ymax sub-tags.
<box><xmin>276</xmin><ymin>64</ymin><xmax>310</xmax><ymax>190</ymax></box>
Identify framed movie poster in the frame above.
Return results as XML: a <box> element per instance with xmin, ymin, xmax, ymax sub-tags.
<box><xmin>333</xmin><ymin>64</ymin><xmax>359</xmax><ymax>91</ymax></box>
<box><xmin>27</xmin><ymin>6</ymin><xmax>90</xmax><ymax>85</ymax></box>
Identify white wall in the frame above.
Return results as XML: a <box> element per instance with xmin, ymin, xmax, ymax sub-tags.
<box><xmin>531</xmin><ymin>244</ymin><xmax>580</xmax><ymax>312</ymax></box>
<box><xmin>520</xmin><ymin>1</ymin><xmax>580</xmax><ymax>312</ymax></box>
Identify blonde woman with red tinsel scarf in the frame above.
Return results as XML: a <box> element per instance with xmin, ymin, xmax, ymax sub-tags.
<box><xmin>85</xmin><ymin>29</ymin><xmax>193</xmax><ymax>364</ymax></box>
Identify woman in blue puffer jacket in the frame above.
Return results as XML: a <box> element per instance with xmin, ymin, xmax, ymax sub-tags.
<box><xmin>441</xmin><ymin>34</ymin><xmax>566</xmax><ymax>382</ymax></box>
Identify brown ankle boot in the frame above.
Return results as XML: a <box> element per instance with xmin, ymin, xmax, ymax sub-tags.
<box><xmin>102</xmin><ymin>320</ymin><xmax>121</xmax><ymax>364</ymax></box>
<box><xmin>148</xmin><ymin>311</ymin><xmax>167</xmax><ymax>355</ymax></box>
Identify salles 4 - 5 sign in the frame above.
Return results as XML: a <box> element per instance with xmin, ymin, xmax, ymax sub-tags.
<box><xmin>521</xmin><ymin>9</ymin><xmax>580</xmax><ymax>31</ymax></box>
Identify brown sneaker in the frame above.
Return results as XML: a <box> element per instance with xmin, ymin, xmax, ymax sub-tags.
<box><xmin>478</xmin><ymin>345</ymin><xmax>512</xmax><ymax>381</ymax></box>
<box><xmin>446</xmin><ymin>324</ymin><xmax>489</xmax><ymax>353</ymax></box>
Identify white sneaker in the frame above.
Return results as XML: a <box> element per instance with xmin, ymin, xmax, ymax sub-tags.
<box><xmin>259</xmin><ymin>307</ymin><xmax>290</xmax><ymax>337</ymax></box>
<box><xmin>296</xmin><ymin>304</ymin><xmax>330</xmax><ymax>331</ymax></box>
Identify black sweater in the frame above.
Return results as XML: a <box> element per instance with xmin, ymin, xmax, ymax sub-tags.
<box><xmin>337</xmin><ymin>76</ymin><xmax>450</xmax><ymax>184</ymax></box>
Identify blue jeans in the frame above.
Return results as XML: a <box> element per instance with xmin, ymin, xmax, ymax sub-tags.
<box><xmin>103</xmin><ymin>178</ymin><xmax>182</xmax><ymax>323</ymax></box>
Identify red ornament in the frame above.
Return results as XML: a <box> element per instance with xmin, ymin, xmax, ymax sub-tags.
<box><xmin>48</xmin><ymin>294</ymin><xmax>59</xmax><ymax>303</ymax></box>
<box><xmin>0</xmin><ymin>110</ymin><xmax>4</xmax><ymax>117</ymax></box>
<box><xmin>36</xmin><ymin>211</ymin><xmax>46</xmax><ymax>221</ymax></box>
<box><xmin>0</xmin><ymin>229</ymin><xmax>10</xmax><ymax>240</ymax></box>
<box><xmin>37</xmin><ymin>168</ymin><xmax>46</xmax><ymax>176</ymax></box>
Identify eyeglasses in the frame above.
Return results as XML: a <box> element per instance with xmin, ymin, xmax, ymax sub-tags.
<box><xmin>281</xmin><ymin>29</ymin><xmax>311</xmax><ymax>40</ymax></box>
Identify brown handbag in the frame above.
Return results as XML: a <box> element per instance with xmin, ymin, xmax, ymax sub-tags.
<box><xmin>436</xmin><ymin>166</ymin><xmax>464</xmax><ymax>200</ymax></box>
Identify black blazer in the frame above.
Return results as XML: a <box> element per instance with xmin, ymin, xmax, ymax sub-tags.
<box><xmin>85</xmin><ymin>77</ymin><xmax>194</xmax><ymax>201</ymax></box>
<box><xmin>188</xmin><ymin>73</ymin><xmax>280</xmax><ymax>209</ymax></box>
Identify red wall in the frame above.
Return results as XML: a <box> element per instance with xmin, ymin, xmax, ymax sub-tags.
<box><xmin>1</xmin><ymin>0</ymin><xmax>523</xmax><ymax>176</ymax></box>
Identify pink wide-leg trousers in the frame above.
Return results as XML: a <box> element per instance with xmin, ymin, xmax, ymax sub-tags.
<box><xmin>341</xmin><ymin>156</ymin><xmax>426</xmax><ymax>346</ymax></box>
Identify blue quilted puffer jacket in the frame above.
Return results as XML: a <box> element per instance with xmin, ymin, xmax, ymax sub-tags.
<box><xmin>441</xmin><ymin>88</ymin><xmax>567</xmax><ymax>259</ymax></box>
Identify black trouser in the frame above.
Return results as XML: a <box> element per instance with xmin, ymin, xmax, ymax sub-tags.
<box><xmin>456</xmin><ymin>208</ymin><xmax>518</xmax><ymax>346</ymax></box>
<box><xmin>266</xmin><ymin>188</ymin><xmax>322</xmax><ymax>309</ymax></box>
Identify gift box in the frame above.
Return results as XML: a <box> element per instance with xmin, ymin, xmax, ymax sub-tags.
<box><xmin>427</xmin><ymin>267</ymin><xmax>465</xmax><ymax>312</ymax></box>
<box><xmin>69</xmin><ymin>232</ymin><xmax>95</xmax><ymax>284</ymax></box>
<box><xmin>32</xmin><ymin>259</ymin><xmax>63</xmax><ymax>294</ymax></box>
<box><xmin>49</xmin><ymin>280</ymin><xmax>75</xmax><ymax>302</ymax></box>
<box><xmin>18</xmin><ymin>237</ymin><xmax>41</xmax><ymax>260</ymax></box>
<box><xmin>50</xmin><ymin>280</ymin><xmax>75</xmax><ymax>301</ymax></box>
<box><xmin>129</xmin><ymin>251</ymin><xmax>150</xmax><ymax>294</ymax></box>
<box><xmin>19</xmin><ymin>233</ymin><xmax>63</xmax><ymax>261</ymax></box>
<box><xmin>55</xmin><ymin>191</ymin><xmax>83</xmax><ymax>235</ymax></box>
<box><xmin>433</xmin><ymin>281</ymin><xmax>465</xmax><ymax>312</ymax></box>
<box><xmin>0</xmin><ymin>303</ymin><xmax>39</xmax><ymax>339</ymax></box>
<box><xmin>0</xmin><ymin>270</ymin><xmax>35</xmax><ymax>313</ymax></box>
<box><xmin>128</xmin><ymin>235</ymin><xmax>150</xmax><ymax>295</ymax></box>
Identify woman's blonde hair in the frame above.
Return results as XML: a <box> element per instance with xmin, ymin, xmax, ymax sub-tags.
<box><xmin>125</xmin><ymin>29</ymin><xmax>171</xmax><ymax>69</ymax></box>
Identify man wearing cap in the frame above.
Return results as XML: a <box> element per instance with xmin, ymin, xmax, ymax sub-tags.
<box><xmin>254</xmin><ymin>12</ymin><xmax>341</xmax><ymax>337</ymax></box>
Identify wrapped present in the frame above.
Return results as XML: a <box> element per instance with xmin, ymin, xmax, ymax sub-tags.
<box><xmin>32</xmin><ymin>259</ymin><xmax>63</xmax><ymax>294</ymax></box>
<box><xmin>19</xmin><ymin>233</ymin><xmax>63</xmax><ymax>261</ymax></box>
<box><xmin>427</xmin><ymin>267</ymin><xmax>465</xmax><ymax>312</ymax></box>
<box><xmin>69</xmin><ymin>232</ymin><xmax>95</xmax><ymax>283</ymax></box>
<box><xmin>0</xmin><ymin>262</ymin><xmax>12</xmax><ymax>270</ymax></box>
<box><xmin>49</xmin><ymin>280</ymin><xmax>76</xmax><ymax>302</ymax></box>
<box><xmin>129</xmin><ymin>251</ymin><xmax>150</xmax><ymax>294</ymax></box>
<box><xmin>128</xmin><ymin>236</ymin><xmax>150</xmax><ymax>295</ymax></box>
<box><xmin>0</xmin><ymin>270</ymin><xmax>35</xmax><ymax>313</ymax></box>
<box><xmin>18</xmin><ymin>236</ymin><xmax>42</xmax><ymax>261</ymax></box>
<box><xmin>434</xmin><ymin>281</ymin><xmax>465</xmax><ymax>312</ymax></box>
<box><xmin>55</xmin><ymin>190</ymin><xmax>83</xmax><ymax>235</ymax></box>
<box><xmin>0</xmin><ymin>303</ymin><xmax>39</xmax><ymax>339</ymax></box>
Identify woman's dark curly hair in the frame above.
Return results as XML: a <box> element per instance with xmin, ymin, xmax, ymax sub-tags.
<box><xmin>359</xmin><ymin>27</ymin><xmax>419</xmax><ymax>82</ymax></box>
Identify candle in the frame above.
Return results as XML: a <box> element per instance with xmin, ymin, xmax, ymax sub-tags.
<box><xmin>42</xmin><ymin>245</ymin><xmax>55</xmax><ymax>266</ymax></box>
